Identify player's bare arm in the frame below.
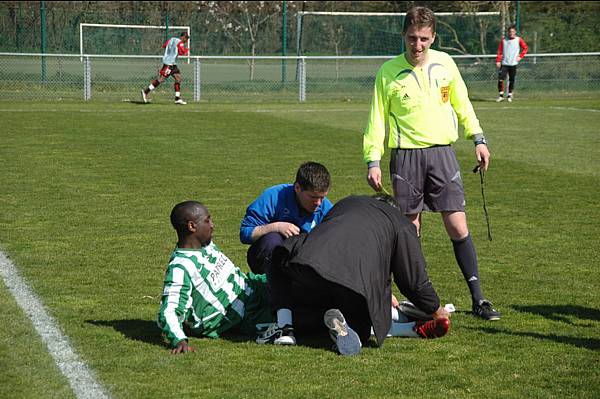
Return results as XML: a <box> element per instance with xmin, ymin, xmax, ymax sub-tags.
<box><xmin>251</xmin><ymin>222</ymin><xmax>300</xmax><ymax>241</ymax></box>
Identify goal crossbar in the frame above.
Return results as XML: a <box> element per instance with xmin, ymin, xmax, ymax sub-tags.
<box><xmin>297</xmin><ymin>11</ymin><xmax>500</xmax><ymax>16</ymax></box>
<box><xmin>296</xmin><ymin>11</ymin><xmax>500</xmax><ymax>56</ymax></box>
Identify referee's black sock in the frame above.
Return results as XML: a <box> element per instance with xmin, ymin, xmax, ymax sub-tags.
<box><xmin>451</xmin><ymin>234</ymin><xmax>484</xmax><ymax>305</ymax></box>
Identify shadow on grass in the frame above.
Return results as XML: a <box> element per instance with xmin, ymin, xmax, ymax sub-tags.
<box><xmin>467</xmin><ymin>326</ymin><xmax>600</xmax><ymax>351</ymax></box>
<box><xmin>129</xmin><ymin>100</ymin><xmax>151</xmax><ymax>105</ymax></box>
<box><xmin>86</xmin><ymin>319</ymin><xmax>165</xmax><ymax>348</ymax></box>
<box><xmin>85</xmin><ymin>319</ymin><xmax>346</xmax><ymax>352</ymax></box>
<box><xmin>471</xmin><ymin>96</ymin><xmax>501</xmax><ymax>103</ymax></box>
<box><xmin>511</xmin><ymin>304</ymin><xmax>600</xmax><ymax>325</ymax></box>
<box><xmin>221</xmin><ymin>331</ymin><xmax>341</xmax><ymax>353</ymax></box>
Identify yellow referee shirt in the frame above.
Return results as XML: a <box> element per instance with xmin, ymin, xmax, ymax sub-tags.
<box><xmin>363</xmin><ymin>49</ymin><xmax>483</xmax><ymax>164</ymax></box>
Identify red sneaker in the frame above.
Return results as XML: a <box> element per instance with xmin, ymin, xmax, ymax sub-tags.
<box><xmin>414</xmin><ymin>318</ymin><xmax>450</xmax><ymax>338</ymax></box>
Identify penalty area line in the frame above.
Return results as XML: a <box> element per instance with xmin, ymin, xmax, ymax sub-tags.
<box><xmin>0</xmin><ymin>250</ymin><xmax>109</xmax><ymax>399</ymax></box>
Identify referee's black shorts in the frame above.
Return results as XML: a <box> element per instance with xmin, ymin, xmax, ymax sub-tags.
<box><xmin>390</xmin><ymin>145</ymin><xmax>466</xmax><ymax>215</ymax></box>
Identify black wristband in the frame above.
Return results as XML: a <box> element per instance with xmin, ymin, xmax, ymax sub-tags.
<box><xmin>474</xmin><ymin>137</ymin><xmax>487</xmax><ymax>146</ymax></box>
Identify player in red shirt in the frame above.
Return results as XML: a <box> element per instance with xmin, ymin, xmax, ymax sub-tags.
<box><xmin>141</xmin><ymin>32</ymin><xmax>189</xmax><ymax>105</ymax></box>
<box><xmin>495</xmin><ymin>25</ymin><xmax>528</xmax><ymax>103</ymax></box>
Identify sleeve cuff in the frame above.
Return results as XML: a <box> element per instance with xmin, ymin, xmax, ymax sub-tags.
<box><xmin>367</xmin><ymin>161</ymin><xmax>380</xmax><ymax>168</ymax></box>
<box><xmin>171</xmin><ymin>336</ymin><xmax>187</xmax><ymax>348</ymax></box>
<box><xmin>472</xmin><ymin>134</ymin><xmax>486</xmax><ymax>145</ymax></box>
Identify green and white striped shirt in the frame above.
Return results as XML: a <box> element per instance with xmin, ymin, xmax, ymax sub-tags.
<box><xmin>157</xmin><ymin>242</ymin><xmax>255</xmax><ymax>347</ymax></box>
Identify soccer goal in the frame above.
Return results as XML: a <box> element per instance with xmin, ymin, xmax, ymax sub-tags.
<box><xmin>79</xmin><ymin>23</ymin><xmax>191</xmax><ymax>60</ymax></box>
<box><xmin>296</xmin><ymin>11</ymin><xmax>501</xmax><ymax>56</ymax></box>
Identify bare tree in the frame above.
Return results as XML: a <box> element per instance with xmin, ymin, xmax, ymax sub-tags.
<box><xmin>200</xmin><ymin>1</ymin><xmax>288</xmax><ymax>80</ymax></box>
<box><xmin>326</xmin><ymin>24</ymin><xmax>347</xmax><ymax>80</ymax></box>
<box><xmin>496</xmin><ymin>1</ymin><xmax>511</xmax><ymax>36</ymax></box>
<box><xmin>436</xmin><ymin>20</ymin><xmax>469</xmax><ymax>55</ymax></box>
<box><xmin>458</xmin><ymin>1</ymin><xmax>491</xmax><ymax>54</ymax></box>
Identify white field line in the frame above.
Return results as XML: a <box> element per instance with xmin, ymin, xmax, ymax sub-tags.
<box><xmin>0</xmin><ymin>107</ymin><xmax>354</xmax><ymax>113</ymax></box>
<box><xmin>476</xmin><ymin>105</ymin><xmax>600</xmax><ymax>113</ymax></box>
<box><xmin>0</xmin><ymin>250</ymin><xmax>109</xmax><ymax>399</ymax></box>
<box><xmin>0</xmin><ymin>105</ymin><xmax>599</xmax><ymax>114</ymax></box>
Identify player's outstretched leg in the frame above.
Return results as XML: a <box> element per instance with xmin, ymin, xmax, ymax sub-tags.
<box><xmin>496</xmin><ymin>78</ymin><xmax>505</xmax><ymax>102</ymax></box>
<box><xmin>324</xmin><ymin>309</ymin><xmax>361</xmax><ymax>356</ymax></box>
<box><xmin>142</xmin><ymin>79</ymin><xmax>160</xmax><ymax>103</ymax></box>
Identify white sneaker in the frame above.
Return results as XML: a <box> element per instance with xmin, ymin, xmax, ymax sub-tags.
<box><xmin>507</xmin><ymin>96</ymin><xmax>513</xmax><ymax>103</ymax></box>
<box><xmin>141</xmin><ymin>90</ymin><xmax>148</xmax><ymax>103</ymax></box>
<box><xmin>255</xmin><ymin>323</ymin><xmax>296</xmax><ymax>345</ymax></box>
<box><xmin>323</xmin><ymin>309</ymin><xmax>361</xmax><ymax>356</ymax></box>
<box><xmin>175</xmin><ymin>99</ymin><xmax>187</xmax><ymax>105</ymax></box>
<box><xmin>495</xmin><ymin>96</ymin><xmax>504</xmax><ymax>102</ymax></box>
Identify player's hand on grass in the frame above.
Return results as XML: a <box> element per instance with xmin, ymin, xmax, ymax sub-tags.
<box><xmin>432</xmin><ymin>306</ymin><xmax>451</xmax><ymax>320</ymax></box>
<box><xmin>274</xmin><ymin>222</ymin><xmax>301</xmax><ymax>238</ymax></box>
<box><xmin>171</xmin><ymin>340</ymin><xmax>195</xmax><ymax>355</ymax></box>
<box><xmin>475</xmin><ymin>144</ymin><xmax>490</xmax><ymax>172</ymax></box>
<box><xmin>367</xmin><ymin>166</ymin><xmax>383</xmax><ymax>192</ymax></box>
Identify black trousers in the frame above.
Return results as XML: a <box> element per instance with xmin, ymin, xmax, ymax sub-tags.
<box><xmin>267</xmin><ymin>260</ymin><xmax>372</xmax><ymax>344</ymax></box>
<box><xmin>498</xmin><ymin>65</ymin><xmax>518</xmax><ymax>93</ymax></box>
<box><xmin>246</xmin><ymin>232</ymin><xmax>284</xmax><ymax>274</ymax></box>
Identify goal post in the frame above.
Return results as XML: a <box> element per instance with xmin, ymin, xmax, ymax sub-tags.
<box><xmin>296</xmin><ymin>11</ymin><xmax>501</xmax><ymax>57</ymax></box>
<box><xmin>79</xmin><ymin>23</ymin><xmax>191</xmax><ymax>62</ymax></box>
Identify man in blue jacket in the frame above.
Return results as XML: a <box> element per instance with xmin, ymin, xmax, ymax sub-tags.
<box><xmin>240</xmin><ymin>162</ymin><xmax>333</xmax><ymax>274</ymax></box>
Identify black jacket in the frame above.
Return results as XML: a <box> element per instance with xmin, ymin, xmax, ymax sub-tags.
<box><xmin>278</xmin><ymin>195</ymin><xmax>440</xmax><ymax>346</ymax></box>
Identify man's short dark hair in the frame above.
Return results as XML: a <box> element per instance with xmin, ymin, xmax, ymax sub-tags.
<box><xmin>180</xmin><ymin>31</ymin><xmax>190</xmax><ymax>38</ymax></box>
<box><xmin>170</xmin><ymin>200</ymin><xmax>206</xmax><ymax>235</ymax></box>
<box><xmin>508</xmin><ymin>24</ymin><xmax>517</xmax><ymax>32</ymax></box>
<box><xmin>372</xmin><ymin>193</ymin><xmax>400</xmax><ymax>210</ymax></box>
<box><xmin>403</xmin><ymin>6</ymin><xmax>436</xmax><ymax>34</ymax></box>
<box><xmin>295</xmin><ymin>162</ymin><xmax>331</xmax><ymax>192</ymax></box>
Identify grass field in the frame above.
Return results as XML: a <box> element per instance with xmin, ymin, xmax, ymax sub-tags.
<box><xmin>1</xmin><ymin>97</ymin><xmax>599</xmax><ymax>398</ymax></box>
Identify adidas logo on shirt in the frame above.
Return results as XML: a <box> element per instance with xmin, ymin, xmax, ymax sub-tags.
<box><xmin>402</xmin><ymin>93</ymin><xmax>410</xmax><ymax>100</ymax></box>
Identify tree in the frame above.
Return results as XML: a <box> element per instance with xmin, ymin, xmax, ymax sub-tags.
<box><xmin>198</xmin><ymin>1</ymin><xmax>292</xmax><ymax>80</ymax></box>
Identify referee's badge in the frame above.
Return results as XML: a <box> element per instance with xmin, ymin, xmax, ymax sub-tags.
<box><xmin>441</xmin><ymin>86</ymin><xmax>450</xmax><ymax>103</ymax></box>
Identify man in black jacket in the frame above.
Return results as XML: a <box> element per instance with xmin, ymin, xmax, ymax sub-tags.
<box><xmin>256</xmin><ymin>194</ymin><xmax>450</xmax><ymax>355</ymax></box>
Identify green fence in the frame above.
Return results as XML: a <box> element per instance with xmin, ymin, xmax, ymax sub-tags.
<box><xmin>1</xmin><ymin>53</ymin><xmax>599</xmax><ymax>103</ymax></box>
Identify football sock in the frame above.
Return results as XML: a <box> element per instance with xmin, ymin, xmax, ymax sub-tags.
<box><xmin>451</xmin><ymin>234</ymin><xmax>484</xmax><ymax>304</ymax></box>
<box><xmin>277</xmin><ymin>308</ymin><xmax>292</xmax><ymax>328</ymax></box>
<box><xmin>498</xmin><ymin>80</ymin><xmax>504</xmax><ymax>92</ymax></box>
<box><xmin>388</xmin><ymin>321</ymin><xmax>418</xmax><ymax>337</ymax></box>
<box><xmin>146</xmin><ymin>80</ymin><xmax>160</xmax><ymax>94</ymax></box>
<box><xmin>392</xmin><ymin>306</ymin><xmax>411</xmax><ymax>323</ymax></box>
<box><xmin>174</xmin><ymin>82</ymin><xmax>181</xmax><ymax>100</ymax></box>
<box><xmin>391</xmin><ymin>306</ymin><xmax>399</xmax><ymax>321</ymax></box>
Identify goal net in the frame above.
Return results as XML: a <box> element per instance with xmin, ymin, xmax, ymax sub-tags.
<box><xmin>296</xmin><ymin>11</ymin><xmax>501</xmax><ymax>56</ymax></box>
<box><xmin>79</xmin><ymin>23</ymin><xmax>191</xmax><ymax>57</ymax></box>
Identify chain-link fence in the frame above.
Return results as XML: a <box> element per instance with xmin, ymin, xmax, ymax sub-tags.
<box><xmin>1</xmin><ymin>53</ymin><xmax>599</xmax><ymax>103</ymax></box>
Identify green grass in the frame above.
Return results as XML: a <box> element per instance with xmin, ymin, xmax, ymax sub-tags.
<box><xmin>0</xmin><ymin>98</ymin><xmax>599</xmax><ymax>398</ymax></box>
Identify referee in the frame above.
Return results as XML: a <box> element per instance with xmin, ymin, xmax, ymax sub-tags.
<box><xmin>363</xmin><ymin>6</ymin><xmax>500</xmax><ymax>320</ymax></box>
